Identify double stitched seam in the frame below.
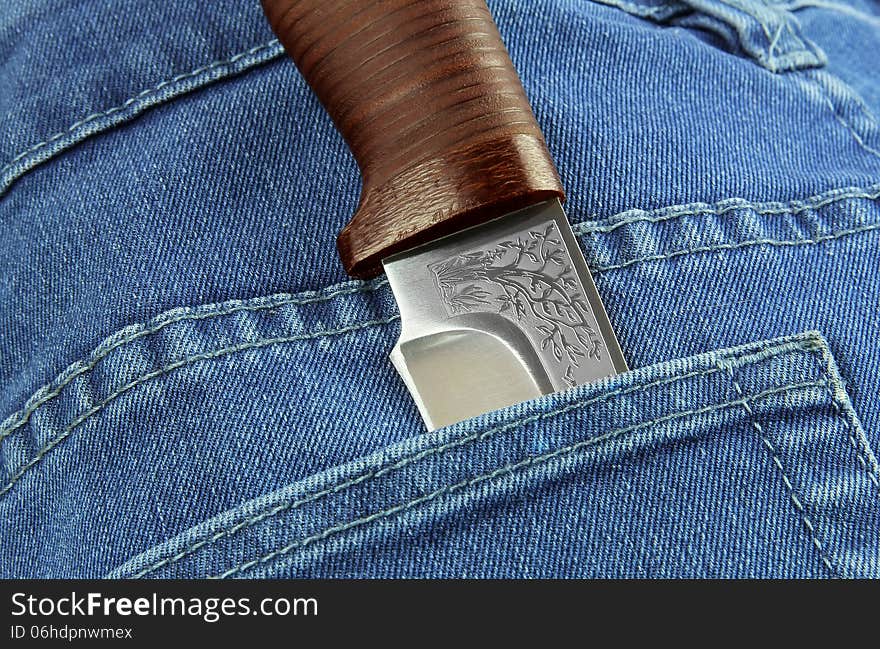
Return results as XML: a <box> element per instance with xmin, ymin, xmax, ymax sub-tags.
<box><xmin>4</xmin><ymin>186</ymin><xmax>878</xmax><ymax>455</ymax></box>
<box><xmin>730</xmin><ymin>1</ymin><xmax>805</xmax><ymax>68</ymax></box>
<box><xmin>131</xmin><ymin>363</ymin><xmax>729</xmax><ymax>577</ymax></box>
<box><xmin>573</xmin><ymin>184</ymin><xmax>880</xmax><ymax>235</ymax></box>
<box><xmin>0</xmin><ymin>279</ymin><xmax>388</xmax><ymax>444</ymax></box>
<box><xmin>820</xmin><ymin>98</ymin><xmax>880</xmax><ymax>160</ymax></box>
<box><xmin>3</xmin><ymin>193</ymin><xmax>877</xmax><ymax>505</ymax></box>
<box><xmin>826</xmin><ymin>388</ymin><xmax>880</xmax><ymax>495</ymax></box>
<box><xmin>591</xmin><ymin>222</ymin><xmax>880</xmax><ymax>274</ymax></box>
<box><xmin>812</xmin><ymin>344</ymin><xmax>880</xmax><ymax>495</ymax></box>
<box><xmin>212</xmin><ymin>380</ymin><xmax>826</xmax><ymax>578</ymax></box>
<box><xmin>717</xmin><ymin>359</ymin><xmax>840</xmax><ymax>577</ymax></box>
<box><xmin>128</xmin><ymin>337</ymin><xmax>818</xmax><ymax>577</ymax></box>
<box><xmin>0</xmin><ymin>315</ymin><xmax>399</xmax><ymax>499</ymax></box>
<box><xmin>1</xmin><ymin>39</ymin><xmax>284</xmax><ymax>193</ymax></box>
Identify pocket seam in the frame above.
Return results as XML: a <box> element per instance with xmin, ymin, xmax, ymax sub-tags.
<box><xmin>0</xmin><ymin>277</ymin><xmax>389</xmax><ymax>447</ymax></box>
<box><xmin>130</xmin><ymin>365</ymin><xmax>731</xmax><ymax>577</ymax></box>
<box><xmin>826</xmin><ymin>387</ymin><xmax>880</xmax><ymax>496</ymax></box>
<box><xmin>0</xmin><ymin>314</ymin><xmax>400</xmax><ymax>500</ymax></box>
<box><xmin>5</xmin><ymin>182</ymin><xmax>877</xmax><ymax>476</ymax></box>
<box><xmin>718</xmin><ymin>359</ymin><xmax>839</xmax><ymax>576</ymax></box>
<box><xmin>215</xmin><ymin>379</ymin><xmax>828</xmax><ymax>579</ymax></box>
<box><xmin>590</xmin><ymin>0</ymin><xmax>826</xmax><ymax>72</ymax></box>
<box><xmin>129</xmin><ymin>334</ymin><xmax>820</xmax><ymax>578</ymax></box>
<box><xmin>814</xmin><ymin>348</ymin><xmax>880</xmax><ymax>497</ymax></box>
<box><xmin>7</xmin><ymin>185</ymin><xmax>879</xmax><ymax>508</ymax></box>
<box><xmin>575</xmin><ymin>183</ymin><xmax>880</xmax><ymax>235</ymax></box>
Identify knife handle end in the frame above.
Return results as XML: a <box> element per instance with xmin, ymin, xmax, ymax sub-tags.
<box><xmin>262</xmin><ymin>0</ymin><xmax>564</xmax><ymax>278</ymax></box>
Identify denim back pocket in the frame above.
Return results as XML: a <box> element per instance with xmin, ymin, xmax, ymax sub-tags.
<box><xmin>108</xmin><ymin>331</ymin><xmax>879</xmax><ymax>579</ymax></box>
<box><xmin>590</xmin><ymin>0</ymin><xmax>826</xmax><ymax>71</ymax></box>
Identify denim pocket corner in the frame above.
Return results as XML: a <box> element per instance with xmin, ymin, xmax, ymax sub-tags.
<box><xmin>592</xmin><ymin>0</ymin><xmax>827</xmax><ymax>72</ymax></box>
<box><xmin>110</xmin><ymin>329</ymin><xmax>879</xmax><ymax>579</ymax></box>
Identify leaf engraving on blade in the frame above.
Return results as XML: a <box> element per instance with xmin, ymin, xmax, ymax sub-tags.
<box><xmin>429</xmin><ymin>222</ymin><xmax>604</xmax><ymax>380</ymax></box>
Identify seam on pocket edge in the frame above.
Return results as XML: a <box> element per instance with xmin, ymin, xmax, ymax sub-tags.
<box><xmin>7</xmin><ymin>182</ymin><xmax>880</xmax><ymax>507</ymax></box>
<box><xmin>812</xmin><ymin>340</ymin><xmax>880</xmax><ymax>495</ymax></box>
<box><xmin>214</xmin><ymin>380</ymin><xmax>826</xmax><ymax>579</ymax></box>
<box><xmin>591</xmin><ymin>222</ymin><xmax>880</xmax><ymax>273</ymax></box>
<box><xmin>125</xmin><ymin>332</ymin><xmax>824</xmax><ymax>578</ymax></box>
<box><xmin>131</xmin><ymin>364</ymin><xmax>728</xmax><ymax>577</ymax></box>
<box><xmin>0</xmin><ymin>277</ymin><xmax>389</xmax><ymax>446</ymax></box>
<box><xmin>5</xmin><ymin>182</ymin><xmax>878</xmax><ymax>463</ymax></box>
<box><xmin>0</xmin><ymin>314</ymin><xmax>400</xmax><ymax>500</ymax></box>
<box><xmin>718</xmin><ymin>359</ymin><xmax>839</xmax><ymax>576</ymax></box>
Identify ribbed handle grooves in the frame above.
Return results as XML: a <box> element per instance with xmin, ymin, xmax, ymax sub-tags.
<box><xmin>262</xmin><ymin>0</ymin><xmax>564</xmax><ymax>278</ymax></box>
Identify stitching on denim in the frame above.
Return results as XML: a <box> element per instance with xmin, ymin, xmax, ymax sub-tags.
<box><xmin>1</xmin><ymin>39</ymin><xmax>283</xmax><ymax>183</ymax></box>
<box><xmin>130</xmin><ymin>363</ymin><xmax>728</xmax><ymax>577</ymax></box>
<box><xmin>573</xmin><ymin>184</ymin><xmax>880</xmax><ymax>236</ymax></box>
<box><xmin>5</xmin><ymin>185</ymin><xmax>877</xmax><ymax>456</ymax></box>
<box><xmin>767</xmin><ymin>22</ymin><xmax>785</xmax><ymax>59</ymax></box>
<box><xmin>804</xmin><ymin>345</ymin><xmax>880</xmax><ymax>495</ymax></box>
<box><xmin>717</xmin><ymin>360</ymin><xmax>839</xmax><ymax>577</ymax></box>
<box><xmin>133</xmin><ymin>335</ymin><xmax>818</xmax><ymax>577</ymax></box>
<box><xmin>0</xmin><ymin>278</ymin><xmax>388</xmax><ymax>445</ymax></box>
<box><xmin>740</xmin><ymin>1</ymin><xmax>802</xmax><ymax>57</ymax></box>
<box><xmin>213</xmin><ymin>380</ymin><xmax>826</xmax><ymax>578</ymax></box>
<box><xmin>3</xmin><ymin>188</ymin><xmax>875</xmax><ymax>511</ymax></box>
<box><xmin>826</xmin><ymin>387</ymin><xmax>880</xmax><ymax>493</ymax></box>
<box><xmin>781</xmin><ymin>1</ymin><xmax>880</xmax><ymax>28</ymax></box>
<box><xmin>0</xmin><ymin>219</ymin><xmax>872</xmax><ymax>512</ymax></box>
<box><xmin>761</xmin><ymin>23</ymin><xmax>790</xmax><ymax>61</ymax></box>
<box><xmin>585</xmin><ymin>0</ymin><xmax>676</xmax><ymax>19</ymax></box>
<box><xmin>10</xmin><ymin>196</ymin><xmax>863</xmax><ymax>454</ymax></box>
<box><xmin>810</xmin><ymin>76</ymin><xmax>880</xmax><ymax>160</ymax></box>
<box><xmin>812</xmin><ymin>344</ymin><xmax>880</xmax><ymax>494</ymax></box>
<box><xmin>0</xmin><ymin>315</ymin><xmax>399</xmax><ymax>499</ymax></box>
<box><xmin>591</xmin><ymin>222</ymin><xmax>880</xmax><ymax>273</ymax></box>
<box><xmin>130</xmin><ymin>336</ymin><xmax>818</xmax><ymax>577</ymax></box>
<box><xmin>778</xmin><ymin>19</ymin><xmax>822</xmax><ymax>67</ymax></box>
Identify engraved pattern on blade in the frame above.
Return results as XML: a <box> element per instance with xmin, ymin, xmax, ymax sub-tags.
<box><xmin>429</xmin><ymin>221</ymin><xmax>604</xmax><ymax>387</ymax></box>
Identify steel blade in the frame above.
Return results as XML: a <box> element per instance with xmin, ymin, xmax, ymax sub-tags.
<box><xmin>383</xmin><ymin>199</ymin><xmax>627</xmax><ymax>430</ymax></box>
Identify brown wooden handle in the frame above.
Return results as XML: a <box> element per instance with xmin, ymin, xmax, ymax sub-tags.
<box><xmin>261</xmin><ymin>0</ymin><xmax>564</xmax><ymax>278</ymax></box>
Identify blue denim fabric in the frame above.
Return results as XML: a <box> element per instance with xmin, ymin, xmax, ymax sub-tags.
<box><xmin>1</xmin><ymin>0</ymin><xmax>878</xmax><ymax>577</ymax></box>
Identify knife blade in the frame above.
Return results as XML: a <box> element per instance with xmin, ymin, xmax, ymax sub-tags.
<box><xmin>261</xmin><ymin>0</ymin><xmax>627</xmax><ymax>429</ymax></box>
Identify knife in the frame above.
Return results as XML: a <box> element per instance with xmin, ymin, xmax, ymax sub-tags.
<box><xmin>261</xmin><ymin>0</ymin><xmax>628</xmax><ymax>430</ymax></box>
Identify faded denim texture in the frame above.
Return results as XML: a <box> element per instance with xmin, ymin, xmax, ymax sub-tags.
<box><xmin>1</xmin><ymin>0</ymin><xmax>878</xmax><ymax>578</ymax></box>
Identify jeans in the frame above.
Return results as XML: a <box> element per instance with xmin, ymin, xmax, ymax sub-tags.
<box><xmin>1</xmin><ymin>0</ymin><xmax>878</xmax><ymax>577</ymax></box>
